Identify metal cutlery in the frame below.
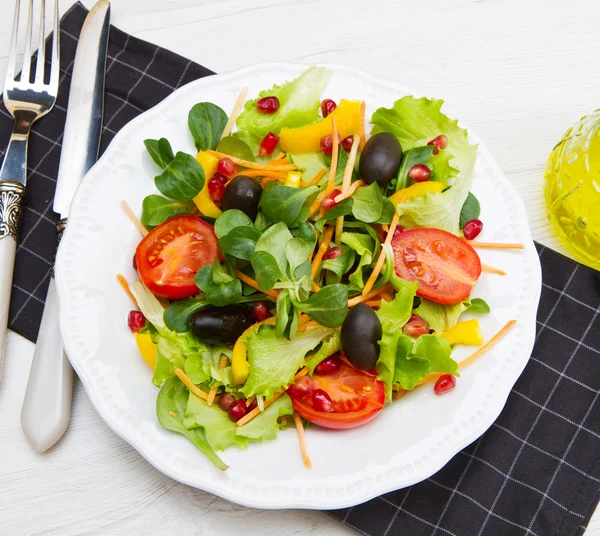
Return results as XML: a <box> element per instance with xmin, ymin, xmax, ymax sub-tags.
<box><xmin>0</xmin><ymin>0</ymin><xmax>60</xmax><ymax>383</ymax></box>
<box><xmin>21</xmin><ymin>0</ymin><xmax>111</xmax><ymax>453</ymax></box>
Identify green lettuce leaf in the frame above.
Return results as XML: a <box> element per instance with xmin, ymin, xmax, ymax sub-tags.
<box><xmin>236</xmin><ymin>66</ymin><xmax>331</xmax><ymax>137</ymax></box>
<box><xmin>242</xmin><ymin>325</ymin><xmax>335</xmax><ymax>399</ymax></box>
<box><xmin>304</xmin><ymin>331</ymin><xmax>342</xmax><ymax>373</ymax></box>
<box><xmin>414</xmin><ymin>298</ymin><xmax>471</xmax><ymax>334</ymax></box>
<box><xmin>183</xmin><ymin>392</ymin><xmax>294</xmax><ymax>451</ymax></box>
<box><xmin>371</xmin><ymin>96</ymin><xmax>477</xmax><ymax>233</ymax></box>
<box><xmin>375</xmin><ymin>280</ymin><xmax>418</xmax><ymax>400</ymax></box>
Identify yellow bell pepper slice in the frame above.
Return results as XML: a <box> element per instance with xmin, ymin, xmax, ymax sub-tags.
<box><xmin>279</xmin><ymin>100</ymin><xmax>361</xmax><ymax>153</ymax></box>
<box><xmin>231</xmin><ymin>316</ymin><xmax>278</xmax><ymax>385</ymax></box>
<box><xmin>389</xmin><ymin>181</ymin><xmax>444</xmax><ymax>206</ymax></box>
<box><xmin>134</xmin><ymin>332</ymin><xmax>157</xmax><ymax>369</ymax></box>
<box><xmin>285</xmin><ymin>171</ymin><xmax>302</xmax><ymax>188</ymax></box>
<box><xmin>193</xmin><ymin>151</ymin><xmax>222</xmax><ymax>218</ymax></box>
<box><xmin>442</xmin><ymin>319</ymin><xmax>484</xmax><ymax>346</ymax></box>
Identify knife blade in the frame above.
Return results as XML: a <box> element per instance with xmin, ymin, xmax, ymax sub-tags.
<box><xmin>21</xmin><ymin>0</ymin><xmax>111</xmax><ymax>454</ymax></box>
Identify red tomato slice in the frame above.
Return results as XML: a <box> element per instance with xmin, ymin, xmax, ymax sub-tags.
<box><xmin>290</xmin><ymin>355</ymin><xmax>385</xmax><ymax>430</ymax></box>
<box><xmin>391</xmin><ymin>227</ymin><xmax>481</xmax><ymax>305</ymax></box>
<box><xmin>135</xmin><ymin>216</ymin><xmax>218</xmax><ymax>300</ymax></box>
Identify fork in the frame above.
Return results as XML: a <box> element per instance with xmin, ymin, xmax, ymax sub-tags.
<box><xmin>0</xmin><ymin>0</ymin><xmax>59</xmax><ymax>381</ymax></box>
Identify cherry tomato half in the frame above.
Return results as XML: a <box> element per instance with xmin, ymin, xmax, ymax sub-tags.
<box><xmin>135</xmin><ymin>216</ymin><xmax>218</xmax><ymax>300</ymax></box>
<box><xmin>391</xmin><ymin>227</ymin><xmax>481</xmax><ymax>305</ymax></box>
<box><xmin>289</xmin><ymin>355</ymin><xmax>385</xmax><ymax>430</ymax></box>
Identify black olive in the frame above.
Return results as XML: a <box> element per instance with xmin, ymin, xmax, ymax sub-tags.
<box><xmin>359</xmin><ymin>132</ymin><xmax>403</xmax><ymax>188</ymax></box>
<box><xmin>341</xmin><ymin>303</ymin><xmax>382</xmax><ymax>370</ymax></box>
<box><xmin>189</xmin><ymin>304</ymin><xmax>254</xmax><ymax>345</ymax></box>
<box><xmin>220</xmin><ymin>176</ymin><xmax>262</xmax><ymax>220</ymax></box>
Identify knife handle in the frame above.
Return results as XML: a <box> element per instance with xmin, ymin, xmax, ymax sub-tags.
<box><xmin>0</xmin><ymin>181</ymin><xmax>26</xmax><ymax>383</ymax></box>
<box><xmin>21</xmin><ymin>276</ymin><xmax>73</xmax><ymax>453</ymax></box>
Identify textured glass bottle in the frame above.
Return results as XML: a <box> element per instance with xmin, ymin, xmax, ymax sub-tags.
<box><xmin>544</xmin><ymin>112</ymin><xmax>600</xmax><ymax>270</ymax></box>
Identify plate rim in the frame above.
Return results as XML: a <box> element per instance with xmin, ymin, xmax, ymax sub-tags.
<box><xmin>55</xmin><ymin>62</ymin><xmax>542</xmax><ymax>509</ymax></box>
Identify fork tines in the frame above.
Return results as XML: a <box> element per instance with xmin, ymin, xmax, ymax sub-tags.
<box><xmin>5</xmin><ymin>0</ymin><xmax>59</xmax><ymax>93</ymax></box>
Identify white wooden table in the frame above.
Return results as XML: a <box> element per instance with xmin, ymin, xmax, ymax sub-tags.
<box><xmin>1</xmin><ymin>0</ymin><xmax>598</xmax><ymax>534</ymax></box>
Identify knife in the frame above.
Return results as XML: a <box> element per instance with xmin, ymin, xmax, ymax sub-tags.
<box><xmin>21</xmin><ymin>0</ymin><xmax>111</xmax><ymax>454</ymax></box>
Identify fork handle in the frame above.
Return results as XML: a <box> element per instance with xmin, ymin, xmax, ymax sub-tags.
<box><xmin>0</xmin><ymin>181</ymin><xmax>26</xmax><ymax>383</ymax></box>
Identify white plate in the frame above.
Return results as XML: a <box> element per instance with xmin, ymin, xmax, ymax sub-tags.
<box><xmin>55</xmin><ymin>63</ymin><xmax>542</xmax><ymax>510</ymax></box>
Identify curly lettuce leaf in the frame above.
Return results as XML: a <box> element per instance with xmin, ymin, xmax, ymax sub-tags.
<box><xmin>371</xmin><ymin>96</ymin><xmax>477</xmax><ymax>233</ymax></box>
<box><xmin>183</xmin><ymin>392</ymin><xmax>294</xmax><ymax>451</ymax></box>
<box><xmin>242</xmin><ymin>325</ymin><xmax>335</xmax><ymax>399</ymax></box>
<box><xmin>375</xmin><ymin>279</ymin><xmax>418</xmax><ymax>400</ymax></box>
<box><xmin>236</xmin><ymin>66</ymin><xmax>331</xmax><ymax>137</ymax></box>
<box><xmin>304</xmin><ymin>331</ymin><xmax>342</xmax><ymax>373</ymax></box>
<box><xmin>414</xmin><ymin>298</ymin><xmax>472</xmax><ymax>335</ymax></box>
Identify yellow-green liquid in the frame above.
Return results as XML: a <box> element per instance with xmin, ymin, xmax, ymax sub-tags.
<box><xmin>545</xmin><ymin>112</ymin><xmax>600</xmax><ymax>270</ymax></box>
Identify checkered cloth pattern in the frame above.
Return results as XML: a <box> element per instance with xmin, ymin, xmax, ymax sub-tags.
<box><xmin>2</xmin><ymin>4</ymin><xmax>600</xmax><ymax>535</ymax></box>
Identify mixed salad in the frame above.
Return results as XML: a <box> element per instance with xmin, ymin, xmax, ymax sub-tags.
<box><xmin>121</xmin><ymin>66</ymin><xmax>519</xmax><ymax>470</ymax></box>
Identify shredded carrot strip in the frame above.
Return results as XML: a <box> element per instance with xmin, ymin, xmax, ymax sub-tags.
<box><xmin>303</xmin><ymin>168</ymin><xmax>327</xmax><ymax>188</ymax></box>
<box><xmin>310</xmin><ymin>226</ymin><xmax>334</xmax><ymax>282</ymax></box>
<box><xmin>380</xmin><ymin>291</ymin><xmax>393</xmax><ymax>302</ymax></box>
<box><xmin>235</xmin><ymin>270</ymin><xmax>279</xmax><ymax>299</ymax></box>
<box><xmin>311</xmin><ymin>282</ymin><xmax>321</xmax><ymax>293</ymax></box>
<box><xmin>236</xmin><ymin>367</ymin><xmax>309</xmax><ymax>427</ymax></box>
<box><xmin>362</xmin><ymin>212</ymin><xmax>400</xmax><ymax>296</ymax></box>
<box><xmin>308</xmin><ymin>190</ymin><xmax>329</xmax><ymax>218</ymax></box>
<box><xmin>117</xmin><ymin>274</ymin><xmax>137</xmax><ymax>306</ymax></box>
<box><xmin>381</xmin><ymin>224</ymin><xmax>389</xmax><ymax>233</ymax></box>
<box><xmin>482</xmin><ymin>263</ymin><xmax>507</xmax><ymax>276</ymax></box>
<box><xmin>237</xmin><ymin>169</ymin><xmax>288</xmax><ymax>179</ymax></box>
<box><xmin>326</xmin><ymin>117</ymin><xmax>339</xmax><ymax>193</ymax></box>
<box><xmin>121</xmin><ymin>200</ymin><xmax>148</xmax><ymax>236</ymax></box>
<box><xmin>333</xmin><ymin>179</ymin><xmax>364</xmax><ymax>204</ymax></box>
<box><xmin>467</xmin><ymin>241</ymin><xmax>525</xmax><ymax>250</ymax></box>
<box><xmin>218</xmin><ymin>355</ymin><xmax>228</xmax><ymax>369</ymax></box>
<box><xmin>207</xmin><ymin>387</ymin><xmax>218</xmax><ymax>406</ymax></box>
<box><xmin>271</xmin><ymin>152</ymin><xmax>286</xmax><ymax>161</ymax></box>
<box><xmin>297</xmin><ymin>320</ymin><xmax>321</xmax><ymax>332</ymax></box>
<box><xmin>260</xmin><ymin>176</ymin><xmax>284</xmax><ymax>187</ymax></box>
<box><xmin>413</xmin><ymin>320</ymin><xmax>518</xmax><ymax>387</ymax></box>
<box><xmin>348</xmin><ymin>283</ymin><xmax>391</xmax><ymax>307</ymax></box>
<box><xmin>293</xmin><ymin>412</ymin><xmax>312</xmax><ymax>469</ymax></box>
<box><xmin>393</xmin><ymin>389</ymin><xmax>406</xmax><ymax>401</ymax></box>
<box><xmin>359</xmin><ymin>101</ymin><xmax>366</xmax><ymax>150</ymax></box>
<box><xmin>335</xmin><ymin>136</ymin><xmax>361</xmax><ymax>242</ymax></box>
<box><xmin>174</xmin><ymin>368</ymin><xmax>208</xmax><ymax>400</ymax></box>
<box><xmin>206</xmin><ymin>150</ymin><xmax>296</xmax><ymax>171</ymax></box>
<box><xmin>364</xmin><ymin>300</ymin><xmax>382</xmax><ymax>307</ymax></box>
<box><xmin>221</xmin><ymin>87</ymin><xmax>248</xmax><ymax>139</ymax></box>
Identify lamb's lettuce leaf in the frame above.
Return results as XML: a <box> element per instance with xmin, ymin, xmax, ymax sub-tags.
<box><xmin>236</xmin><ymin>66</ymin><xmax>331</xmax><ymax>137</ymax></box>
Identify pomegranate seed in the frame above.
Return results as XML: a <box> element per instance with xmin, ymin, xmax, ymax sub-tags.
<box><xmin>408</xmin><ymin>164</ymin><xmax>431</xmax><ymax>183</ymax></box>
<box><xmin>259</xmin><ymin>132</ymin><xmax>279</xmax><ymax>156</ymax></box>
<box><xmin>216</xmin><ymin>158</ymin><xmax>238</xmax><ymax>179</ymax></box>
<box><xmin>463</xmin><ymin>218</ymin><xmax>483</xmax><ymax>240</ymax></box>
<box><xmin>341</xmin><ymin>135</ymin><xmax>354</xmax><ymax>152</ymax></box>
<box><xmin>312</xmin><ymin>389</ymin><xmax>333</xmax><ymax>412</ymax></box>
<box><xmin>321</xmin><ymin>189</ymin><xmax>342</xmax><ymax>211</ymax></box>
<box><xmin>321</xmin><ymin>99</ymin><xmax>337</xmax><ymax>117</ymax></box>
<box><xmin>228</xmin><ymin>399</ymin><xmax>249</xmax><ymax>422</ymax></box>
<box><xmin>315</xmin><ymin>356</ymin><xmax>341</xmax><ymax>375</ymax></box>
<box><xmin>132</xmin><ymin>254</ymin><xmax>137</xmax><ymax>271</ymax></box>
<box><xmin>393</xmin><ymin>226</ymin><xmax>405</xmax><ymax>237</ymax></box>
<box><xmin>256</xmin><ymin>96</ymin><xmax>280</xmax><ymax>114</ymax></box>
<box><xmin>323</xmin><ymin>247</ymin><xmax>343</xmax><ymax>260</ymax></box>
<box><xmin>427</xmin><ymin>134</ymin><xmax>449</xmax><ymax>155</ymax></box>
<box><xmin>287</xmin><ymin>376</ymin><xmax>314</xmax><ymax>398</ymax></box>
<box><xmin>218</xmin><ymin>393</ymin><xmax>236</xmax><ymax>412</ymax></box>
<box><xmin>320</xmin><ymin>133</ymin><xmax>341</xmax><ymax>155</ymax></box>
<box><xmin>208</xmin><ymin>176</ymin><xmax>226</xmax><ymax>201</ymax></box>
<box><xmin>434</xmin><ymin>374</ymin><xmax>457</xmax><ymax>395</ymax></box>
<box><xmin>251</xmin><ymin>301</ymin><xmax>271</xmax><ymax>322</ymax></box>
<box><xmin>247</xmin><ymin>398</ymin><xmax>258</xmax><ymax>412</ymax></box>
<box><xmin>213</xmin><ymin>173</ymin><xmax>228</xmax><ymax>185</ymax></box>
<box><xmin>128</xmin><ymin>310</ymin><xmax>146</xmax><ymax>333</ymax></box>
<box><xmin>402</xmin><ymin>314</ymin><xmax>429</xmax><ymax>338</ymax></box>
